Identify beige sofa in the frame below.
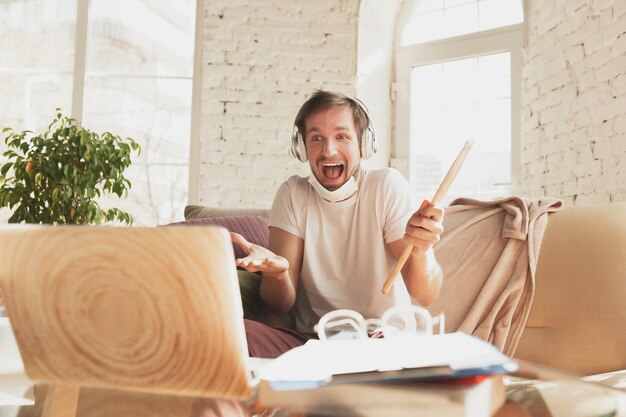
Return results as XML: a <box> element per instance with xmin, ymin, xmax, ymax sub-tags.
<box><xmin>184</xmin><ymin>202</ymin><xmax>626</xmax><ymax>376</ymax></box>
<box><xmin>514</xmin><ymin>202</ymin><xmax>626</xmax><ymax>375</ymax></box>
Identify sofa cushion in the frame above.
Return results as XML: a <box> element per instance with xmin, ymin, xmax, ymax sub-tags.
<box><xmin>515</xmin><ymin>202</ymin><xmax>626</xmax><ymax>375</ymax></box>
<box><xmin>168</xmin><ymin>215</ymin><xmax>270</xmax><ymax>259</ymax></box>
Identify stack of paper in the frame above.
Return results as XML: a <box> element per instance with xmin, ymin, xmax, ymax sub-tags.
<box><xmin>257</xmin><ymin>332</ymin><xmax>515</xmax><ymax>417</ymax></box>
<box><xmin>260</xmin><ymin>332</ymin><xmax>517</xmax><ymax>388</ymax></box>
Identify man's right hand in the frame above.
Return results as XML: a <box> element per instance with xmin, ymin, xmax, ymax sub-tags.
<box><xmin>230</xmin><ymin>232</ymin><xmax>289</xmax><ymax>274</ymax></box>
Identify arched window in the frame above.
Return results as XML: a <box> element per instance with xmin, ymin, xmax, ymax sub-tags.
<box><xmin>394</xmin><ymin>0</ymin><xmax>524</xmax><ymax>202</ymax></box>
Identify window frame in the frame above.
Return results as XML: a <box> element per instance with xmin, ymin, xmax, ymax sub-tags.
<box><xmin>187</xmin><ymin>0</ymin><xmax>203</xmax><ymax>204</ymax></box>
<box><xmin>393</xmin><ymin>21</ymin><xmax>523</xmax><ymax>196</ymax></box>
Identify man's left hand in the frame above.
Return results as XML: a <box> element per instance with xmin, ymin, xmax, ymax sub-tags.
<box><xmin>405</xmin><ymin>199</ymin><xmax>444</xmax><ymax>256</ymax></box>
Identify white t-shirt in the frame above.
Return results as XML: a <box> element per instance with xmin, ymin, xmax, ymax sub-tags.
<box><xmin>269</xmin><ymin>167</ymin><xmax>416</xmax><ymax>333</ymax></box>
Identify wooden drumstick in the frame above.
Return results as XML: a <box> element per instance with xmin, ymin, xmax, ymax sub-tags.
<box><xmin>381</xmin><ymin>141</ymin><xmax>473</xmax><ymax>295</ymax></box>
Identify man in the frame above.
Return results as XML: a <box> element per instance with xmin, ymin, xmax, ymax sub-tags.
<box><xmin>232</xmin><ymin>90</ymin><xmax>444</xmax><ymax>357</ymax></box>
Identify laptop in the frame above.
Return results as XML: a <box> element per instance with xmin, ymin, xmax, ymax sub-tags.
<box><xmin>0</xmin><ymin>225</ymin><xmax>255</xmax><ymax>400</ymax></box>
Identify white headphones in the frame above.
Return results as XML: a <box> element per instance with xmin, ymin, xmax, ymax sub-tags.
<box><xmin>290</xmin><ymin>96</ymin><xmax>377</xmax><ymax>162</ymax></box>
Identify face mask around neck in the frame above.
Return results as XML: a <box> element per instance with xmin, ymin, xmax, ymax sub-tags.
<box><xmin>308</xmin><ymin>174</ymin><xmax>358</xmax><ymax>203</ymax></box>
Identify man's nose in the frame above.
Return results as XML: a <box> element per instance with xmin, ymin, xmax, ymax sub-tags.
<box><xmin>322</xmin><ymin>139</ymin><xmax>338</xmax><ymax>157</ymax></box>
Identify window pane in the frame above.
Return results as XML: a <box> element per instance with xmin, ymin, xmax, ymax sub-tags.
<box><xmin>443</xmin><ymin>104</ymin><xmax>478</xmax><ymax>194</ymax></box>
<box><xmin>445</xmin><ymin>0</ymin><xmax>473</xmax><ymax>6</ymax></box>
<box><xmin>478</xmin><ymin>52</ymin><xmax>510</xmax><ymax>100</ymax></box>
<box><xmin>84</xmin><ymin>0</ymin><xmax>195</xmax><ymax>226</ymax></box>
<box><xmin>83</xmin><ymin>76</ymin><xmax>192</xmax><ymax>164</ymax></box>
<box><xmin>412</xmin><ymin>64</ymin><xmax>444</xmax><ymax>107</ymax></box>
<box><xmin>102</xmin><ymin>164</ymin><xmax>188</xmax><ymax>226</ymax></box>
<box><xmin>0</xmin><ymin>0</ymin><xmax>75</xmax><ymax>133</ymax></box>
<box><xmin>0</xmin><ymin>72</ymin><xmax>73</xmax><ymax>134</ymax></box>
<box><xmin>444</xmin><ymin>103</ymin><xmax>478</xmax><ymax>150</ymax></box>
<box><xmin>87</xmin><ymin>0</ymin><xmax>194</xmax><ymax>77</ymax></box>
<box><xmin>480</xmin><ymin>151</ymin><xmax>510</xmax><ymax>193</ymax></box>
<box><xmin>402</xmin><ymin>10</ymin><xmax>444</xmax><ymax>45</ymax></box>
<box><xmin>0</xmin><ymin>0</ymin><xmax>76</xmax><ymax>72</ymax></box>
<box><xmin>414</xmin><ymin>0</ymin><xmax>443</xmax><ymax>13</ymax></box>
<box><xmin>479</xmin><ymin>0</ymin><xmax>524</xmax><ymax>32</ymax></box>
<box><xmin>402</xmin><ymin>0</ymin><xmax>523</xmax><ymax>46</ymax></box>
<box><xmin>0</xmin><ymin>0</ymin><xmax>76</xmax><ymax>223</ymax></box>
<box><xmin>443</xmin><ymin>58</ymin><xmax>477</xmax><ymax>105</ymax></box>
<box><xmin>479</xmin><ymin>99</ymin><xmax>511</xmax><ymax>153</ymax></box>
<box><xmin>410</xmin><ymin>51</ymin><xmax>512</xmax><ymax>201</ymax></box>
<box><xmin>444</xmin><ymin>3</ymin><xmax>478</xmax><ymax>39</ymax></box>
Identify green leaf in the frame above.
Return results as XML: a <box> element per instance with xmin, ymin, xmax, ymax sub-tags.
<box><xmin>3</xmin><ymin>150</ymin><xmax>17</xmax><ymax>159</ymax></box>
<box><xmin>8</xmin><ymin>137</ymin><xmax>21</xmax><ymax>149</ymax></box>
<box><xmin>1</xmin><ymin>162</ymin><xmax>13</xmax><ymax>177</ymax></box>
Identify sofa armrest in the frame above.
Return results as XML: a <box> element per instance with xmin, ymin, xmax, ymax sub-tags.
<box><xmin>515</xmin><ymin>202</ymin><xmax>626</xmax><ymax>375</ymax></box>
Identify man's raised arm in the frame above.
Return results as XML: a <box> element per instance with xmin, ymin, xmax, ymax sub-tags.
<box><xmin>231</xmin><ymin>227</ymin><xmax>303</xmax><ymax>314</ymax></box>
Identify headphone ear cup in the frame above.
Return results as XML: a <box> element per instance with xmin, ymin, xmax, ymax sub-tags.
<box><xmin>291</xmin><ymin>126</ymin><xmax>308</xmax><ymax>162</ymax></box>
<box><xmin>351</xmin><ymin>96</ymin><xmax>376</xmax><ymax>160</ymax></box>
<box><xmin>361</xmin><ymin>127</ymin><xmax>373</xmax><ymax>159</ymax></box>
<box><xmin>361</xmin><ymin>123</ymin><xmax>376</xmax><ymax>159</ymax></box>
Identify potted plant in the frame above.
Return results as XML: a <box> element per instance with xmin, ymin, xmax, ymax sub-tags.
<box><xmin>0</xmin><ymin>109</ymin><xmax>140</xmax><ymax>224</ymax></box>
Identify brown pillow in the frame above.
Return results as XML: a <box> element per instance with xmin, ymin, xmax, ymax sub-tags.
<box><xmin>167</xmin><ymin>215</ymin><xmax>269</xmax><ymax>259</ymax></box>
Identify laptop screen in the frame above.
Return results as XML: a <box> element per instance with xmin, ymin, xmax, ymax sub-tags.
<box><xmin>0</xmin><ymin>225</ymin><xmax>253</xmax><ymax>399</ymax></box>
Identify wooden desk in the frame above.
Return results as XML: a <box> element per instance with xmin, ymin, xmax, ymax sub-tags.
<box><xmin>4</xmin><ymin>383</ymin><xmax>258</xmax><ymax>417</ymax></box>
<box><xmin>2</xmin><ymin>377</ymin><xmax>623</xmax><ymax>417</ymax></box>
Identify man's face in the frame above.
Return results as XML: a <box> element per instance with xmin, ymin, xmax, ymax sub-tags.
<box><xmin>304</xmin><ymin>106</ymin><xmax>361</xmax><ymax>191</ymax></box>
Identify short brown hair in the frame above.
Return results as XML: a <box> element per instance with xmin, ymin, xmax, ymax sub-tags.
<box><xmin>294</xmin><ymin>90</ymin><xmax>370</xmax><ymax>144</ymax></box>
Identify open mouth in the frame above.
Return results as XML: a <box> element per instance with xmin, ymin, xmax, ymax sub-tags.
<box><xmin>322</xmin><ymin>163</ymin><xmax>344</xmax><ymax>180</ymax></box>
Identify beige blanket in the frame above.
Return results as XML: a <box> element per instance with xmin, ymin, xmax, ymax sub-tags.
<box><xmin>428</xmin><ymin>196</ymin><xmax>563</xmax><ymax>356</ymax></box>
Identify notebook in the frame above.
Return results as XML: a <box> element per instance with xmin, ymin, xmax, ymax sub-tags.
<box><xmin>257</xmin><ymin>331</ymin><xmax>513</xmax><ymax>417</ymax></box>
<box><xmin>258</xmin><ymin>375</ymin><xmax>506</xmax><ymax>417</ymax></box>
<box><xmin>0</xmin><ymin>225</ymin><xmax>255</xmax><ymax>400</ymax></box>
<box><xmin>259</xmin><ymin>332</ymin><xmax>518</xmax><ymax>390</ymax></box>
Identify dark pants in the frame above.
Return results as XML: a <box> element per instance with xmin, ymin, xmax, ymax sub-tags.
<box><xmin>243</xmin><ymin>319</ymin><xmax>316</xmax><ymax>358</ymax></box>
<box><xmin>238</xmin><ymin>270</ymin><xmax>317</xmax><ymax>358</ymax></box>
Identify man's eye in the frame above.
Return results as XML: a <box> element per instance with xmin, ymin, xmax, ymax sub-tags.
<box><xmin>338</xmin><ymin>135</ymin><xmax>348</xmax><ymax>140</ymax></box>
<box><xmin>311</xmin><ymin>136</ymin><xmax>323</xmax><ymax>141</ymax></box>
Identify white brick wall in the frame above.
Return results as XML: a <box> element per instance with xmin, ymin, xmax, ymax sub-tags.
<box><xmin>197</xmin><ymin>0</ymin><xmax>626</xmax><ymax>208</ymax></box>
<box><xmin>197</xmin><ymin>0</ymin><xmax>360</xmax><ymax>208</ymax></box>
<box><xmin>522</xmin><ymin>0</ymin><xmax>626</xmax><ymax>204</ymax></box>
